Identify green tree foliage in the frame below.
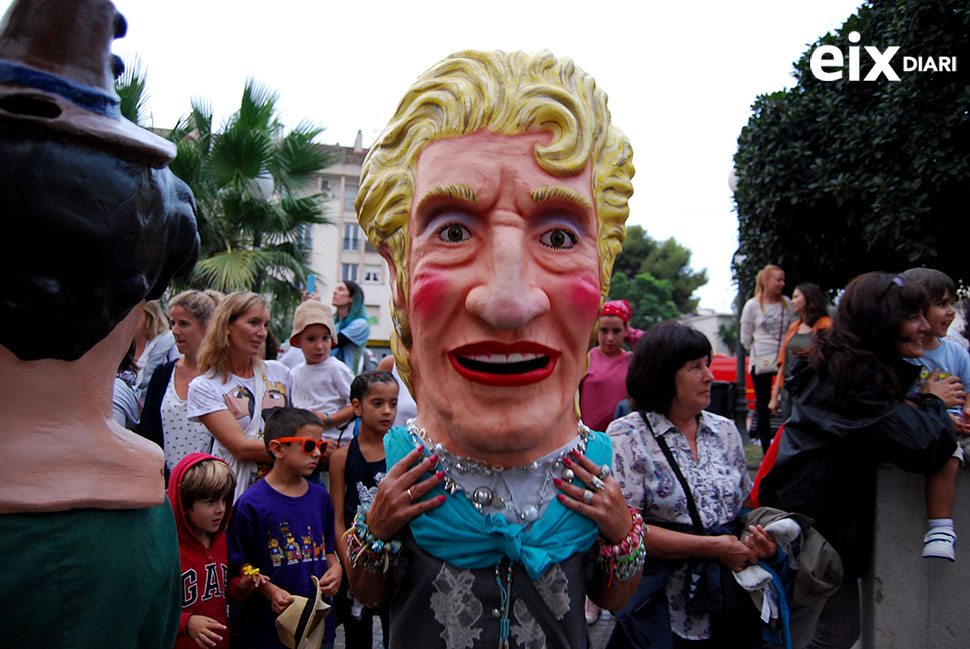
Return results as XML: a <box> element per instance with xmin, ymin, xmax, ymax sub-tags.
<box><xmin>607</xmin><ymin>272</ymin><xmax>681</xmax><ymax>330</ymax></box>
<box><xmin>167</xmin><ymin>81</ymin><xmax>335</xmax><ymax>335</ymax></box>
<box><xmin>115</xmin><ymin>56</ymin><xmax>149</xmax><ymax>126</ymax></box>
<box><xmin>718</xmin><ymin>320</ymin><xmax>738</xmax><ymax>356</ymax></box>
<box><xmin>611</xmin><ymin>225</ymin><xmax>709</xmax><ymax>313</ymax></box>
<box><xmin>733</xmin><ymin>0</ymin><xmax>970</xmax><ymax>296</ymax></box>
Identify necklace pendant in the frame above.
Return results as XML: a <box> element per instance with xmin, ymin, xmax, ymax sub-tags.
<box><xmin>521</xmin><ymin>504</ymin><xmax>540</xmax><ymax>522</ymax></box>
<box><xmin>472</xmin><ymin>486</ymin><xmax>494</xmax><ymax>507</ymax></box>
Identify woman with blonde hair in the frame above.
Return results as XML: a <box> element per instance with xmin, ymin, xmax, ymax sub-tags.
<box><xmin>141</xmin><ymin>290</ymin><xmax>220</xmax><ymax>475</ymax></box>
<box><xmin>133</xmin><ymin>299</ymin><xmax>180</xmax><ymax>404</ymax></box>
<box><xmin>187</xmin><ymin>292</ymin><xmax>293</xmax><ymax>501</ymax></box>
<box><xmin>740</xmin><ymin>264</ymin><xmax>792</xmax><ymax>451</ymax></box>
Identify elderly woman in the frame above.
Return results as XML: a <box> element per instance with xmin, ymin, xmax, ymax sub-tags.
<box><xmin>759</xmin><ymin>273</ymin><xmax>957</xmax><ymax>649</ymax></box>
<box><xmin>141</xmin><ymin>290</ymin><xmax>220</xmax><ymax>474</ymax></box>
<box><xmin>187</xmin><ymin>292</ymin><xmax>292</xmax><ymax>502</ymax></box>
<box><xmin>607</xmin><ymin>322</ymin><xmax>776</xmax><ymax>649</ymax></box>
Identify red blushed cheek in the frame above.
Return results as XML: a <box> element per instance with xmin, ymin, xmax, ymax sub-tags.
<box><xmin>567</xmin><ymin>274</ymin><xmax>602</xmax><ymax>320</ymax></box>
<box><xmin>409</xmin><ymin>271</ymin><xmax>453</xmax><ymax>322</ymax></box>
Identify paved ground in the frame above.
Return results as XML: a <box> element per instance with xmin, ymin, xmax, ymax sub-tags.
<box><xmin>333</xmin><ymin>608</ymin><xmax>618</xmax><ymax>648</ymax></box>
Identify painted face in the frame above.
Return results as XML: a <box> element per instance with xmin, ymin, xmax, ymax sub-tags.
<box><xmin>597</xmin><ymin>315</ymin><xmax>628</xmax><ymax>358</ymax></box>
<box><xmin>790</xmin><ymin>289</ymin><xmax>805</xmax><ymax>318</ymax></box>
<box><xmin>185</xmin><ymin>495</ymin><xmax>227</xmax><ymax>538</ymax></box>
<box><xmin>332</xmin><ymin>282</ymin><xmax>352</xmax><ymax>308</ymax></box>
<box><xmin>766</xmin><ymin>270</ymin><xmax>785</xmax><ymax>298</ymax></box>
<box><xmin>671</xmin><ymin>355</ymin><xmax>715</xmax><ymax>416</ymax></box>
<box><xmin>170</xmin><ymin>305</ymin><xmax>206</xmax><ymax>357</ymax></box>
<box><xmin>402</xmin><ymin>131</ymin><xmax>601</xmax><ymax>462</ymax></box>
<box><xmin>897</xmin><ymin>311</ymin><xmax>931</xmax><ymax>358</ymax></box>
<box><xmin>353</xmin><ymin>380</ymin><xmax>399</xmax><ymax>436</ymax></box>
<box><xmin>297</xmin><ymin>324</ymin><xmax>333</xmax><ymax>365</ymax></box>
<box><xmin>925</xmin><ymin>291</ymin><xmax>956</xmax><ymax>339</ymax></box>
<box><xmin>273</xmin><ymin>424</ymin><xmax>324</xmax><ymax>477</ymax></box>
<box><xmin>228</xmin><ymin>306</ymin><xmax>270</xmax><ymax>359</ymax></box>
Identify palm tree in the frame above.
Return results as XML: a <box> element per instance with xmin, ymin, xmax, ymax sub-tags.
<box><xmin>167</xmin><ymin>80</ymin><xmax>334</xmax><ymax>335</ymax></box>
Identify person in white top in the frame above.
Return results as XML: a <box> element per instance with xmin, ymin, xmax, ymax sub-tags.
<box><xmin>187</xmin><ymin>292</ymin><xmax>293</xmax><ymax>502</ymax></box>
<box><xmin>740</xmin><ymin>264</ymin><xmax>793</xmax><ymax>451</ymax></box>
<box><xmin>288</xmin><ymin>300</ymin><xmax>356</xmax><ymax>472</ymax></box>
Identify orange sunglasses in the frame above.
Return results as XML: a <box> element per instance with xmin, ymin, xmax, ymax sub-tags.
<box><xmin>275</xmin><ymin>437</ymin><xmax>328</xmax><ymax>455</ymax></box>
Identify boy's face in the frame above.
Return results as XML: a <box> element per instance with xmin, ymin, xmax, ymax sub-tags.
<box><xmin>926</xmin><ymin>291</ymin><xmax>956</xmax><ymax>339</ymax></box>
<box><xmin>185</xmin><ymin>495</ymin><xmax>228</xmax><ymax>538</ymax></box>
<box><xmin>298</xmin><ymin>324</ymin><xmax>333</xmax><ymax>365</ymax></box>
<box><xmin>272</xmin><ymin>424</ymin><xmax>324</xmax><ymax>477</ymax></box>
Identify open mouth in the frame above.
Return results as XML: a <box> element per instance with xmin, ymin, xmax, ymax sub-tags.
<box><xmin>449</xmin><ymin>342</ymin><xmax>559</xmax><ymax>386</ymax></box>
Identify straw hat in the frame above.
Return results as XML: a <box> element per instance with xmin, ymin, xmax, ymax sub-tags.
<box><xmin>275</xmin><ymin>576</ymin><xmax>331</xmax><ymax>649</ymax></box>
<box><xmin>290</xmin><ymin>300</ymin><xmax>336</xmax><ymax>346</ymax></box>
<box><xmin>0</xmin><ymin>0</ymin><xmax>176</xmax><ymax>167</ymax></box>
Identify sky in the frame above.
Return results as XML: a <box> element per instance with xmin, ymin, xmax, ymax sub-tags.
<box><xmin>1</xmin><ymin>0</ymin><xmax>865</xmax><ymax>312</ymax></box>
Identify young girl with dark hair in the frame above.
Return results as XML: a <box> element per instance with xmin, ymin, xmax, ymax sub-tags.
<box><xmin>329</xmin><ymin>371</ymin><xmax>398</xmax><ymax>648</ymax></box>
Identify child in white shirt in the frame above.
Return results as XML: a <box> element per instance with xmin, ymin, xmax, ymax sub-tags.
<box><xmin>289</xmin><ymin>301</ymin><xmax>356</xmax><ymax>472</ymax></box>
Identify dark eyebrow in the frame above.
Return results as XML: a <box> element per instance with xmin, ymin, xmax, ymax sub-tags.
<box><xmin>530</xmin><ymin>185</ymin><xmax>593</xmax><ymax>210</ymax></box>
<box><xmin>415</xmin><ymin>183</ymin><xmax>478</xmax><ymax>213</ymax></box>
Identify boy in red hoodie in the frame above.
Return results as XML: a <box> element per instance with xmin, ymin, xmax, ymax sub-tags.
<box><xmin>168</xmin><ymin>453</ymin><xmax>265</xmax><ymax>649</ymax></box>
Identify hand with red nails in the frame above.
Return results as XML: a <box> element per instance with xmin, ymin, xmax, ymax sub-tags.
<box><xmin>555</xmin><ymin>450</ymin><xmax>633</xmax><ymax>544</ymax></box>
<box><xmin>365</xmin><ymin>445</ymin><xmax>446</xmax><ymax>540</ymax></box>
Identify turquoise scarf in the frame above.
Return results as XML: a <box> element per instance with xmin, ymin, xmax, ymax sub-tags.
<box><xmin>384</xmin><ymin>425</ymin><xmax>612</xmax><ymax>580</ymax></box>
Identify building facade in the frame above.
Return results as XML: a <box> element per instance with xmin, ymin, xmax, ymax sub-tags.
<box><xmin>306</xmin><ymin>132</ymin><xmax>393</xmax><ymax>354</ymax></box>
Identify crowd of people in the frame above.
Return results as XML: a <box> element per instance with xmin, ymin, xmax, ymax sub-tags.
<box><xmin>88</xmin><ymin>47</ymin><xmax>965</xmax><ymax>649</ymax></box>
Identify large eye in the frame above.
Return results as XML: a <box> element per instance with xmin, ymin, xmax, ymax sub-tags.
<box><xmin>539</xmin><ymin>228</ymin><xmax>577</xmax><ymax>250</ymax></box>
<box><xmin>437</xmin><ymin>223</ymin><xmax>471</xmax><ymax>244</ymax></box>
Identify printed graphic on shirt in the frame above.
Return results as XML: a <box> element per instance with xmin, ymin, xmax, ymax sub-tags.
<box><xmin>270</xmin><ymin>520</ymin><xmax>326</xmax><ymax>568</ymax></box>
<box><xmin>181</xmin><ymin>562</ymin><xmax>227</xmax><ymax>607</ymax></box>
<box><xmin>430</xmin><ymin>563</ymin><xmax>483</xmax><ymax>649</ymax></box>
<box><xmin>355</xmin><ymin>471</ymin><xmax>386</xmax><ymax>509</ymax></box>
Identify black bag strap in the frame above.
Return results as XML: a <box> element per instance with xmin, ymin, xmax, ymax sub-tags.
<box><xmin>639</xmin><ymin>411</ymin><xmax>705</xmax><ymax>536</ymax></box>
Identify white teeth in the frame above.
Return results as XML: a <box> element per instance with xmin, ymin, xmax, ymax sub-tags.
<box><xmin>463</xmin><ymin>352</ymin><xmax>541</xmax><ymax>364</ymax></box>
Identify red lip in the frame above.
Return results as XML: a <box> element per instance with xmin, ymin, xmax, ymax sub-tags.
<box><xmin>448</xmin><ymin>341</ymin><xmax>560</xmax><ymax>387</ymax></box>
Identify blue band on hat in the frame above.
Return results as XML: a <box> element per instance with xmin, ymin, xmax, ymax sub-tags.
<box><xmin>0</xmin><ymin>59</ymin><xmax>120</xmax><ymax>118</ymax></box>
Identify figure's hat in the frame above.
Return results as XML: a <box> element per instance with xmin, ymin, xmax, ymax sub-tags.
<box><xmin>0</xmin><ymin>0</ymin><xmax>175</xmax><ymax>167</ymax></box>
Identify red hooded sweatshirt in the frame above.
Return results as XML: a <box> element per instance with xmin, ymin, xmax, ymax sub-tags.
<box><xmin>168</xmin><ymin>452</ymin><xmax>243</xmax><ymax>649</ymax></box>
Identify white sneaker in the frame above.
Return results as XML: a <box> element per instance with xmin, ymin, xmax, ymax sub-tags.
<box><xmin>922</xmin><ymin>528</ymin><xmax>957</xmax><ymax>561</ymax></box>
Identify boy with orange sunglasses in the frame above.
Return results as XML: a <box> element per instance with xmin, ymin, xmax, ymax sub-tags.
<box><xmin>227</xmin><ymin>407</ymin><xmax>342</xmax><ymax>649</ymax></box>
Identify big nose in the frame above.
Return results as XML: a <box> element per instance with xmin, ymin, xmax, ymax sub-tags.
<box><xmin>464</xmin><ymin>227</ymin><xmax>550</xmax><ymax>329</ymax></box>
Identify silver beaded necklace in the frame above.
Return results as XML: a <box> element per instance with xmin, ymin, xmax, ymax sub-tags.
<box><xmin>406</xmin><ymin>420</ymin><xmax>591</xmax><ymax>525</ymax></box>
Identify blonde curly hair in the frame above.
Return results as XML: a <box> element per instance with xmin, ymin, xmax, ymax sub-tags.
<box><xmin>356</xmin><ymin>50</ymin><xmax>635</xmax><ymax>388</ymax></box>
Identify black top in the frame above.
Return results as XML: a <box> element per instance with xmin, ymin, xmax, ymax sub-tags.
<box><xmin>759</xmin><ymin>360</ymin><xmax>956</xmax><ymax>579</ymax></box>
<box><xmin>342</xmin><ymin>435</ymin><xmax>386</xmax><ymax>527</ymax></box>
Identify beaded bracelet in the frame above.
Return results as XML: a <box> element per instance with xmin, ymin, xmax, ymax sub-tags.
<box><xmin>596</xmin><ymin>508</ymin><xmax>647</xmax><ymax>585</ymax></box>
<box><xmin>343</xmin><ymin>505</ymin><xmax>402</xmax><ymax>573</ymax></box>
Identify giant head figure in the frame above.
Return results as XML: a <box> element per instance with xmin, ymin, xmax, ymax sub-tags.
<box><xmin>357</xmin><ymin>50</ymin><xmax>633</xmax><ymax>464</ymax></box>
<box><xmin>0</xmin><ymin>0</ymin><xmax>199</xmax><ymax>512</ymax></box>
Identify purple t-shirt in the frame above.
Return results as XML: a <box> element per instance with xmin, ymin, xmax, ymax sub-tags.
<box><xmin>579</xmin><ymin>347</ymin><xmax>631</xmax><ymax>432</ymax></box>
<box><xmin>227</xmin><ymin>479</ymin><xmax>337</xmax><ymax>648</ymax></box>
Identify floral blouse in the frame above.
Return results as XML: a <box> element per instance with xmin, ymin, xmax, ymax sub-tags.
<box><xmin>607</xmin><ymin>410</ymin><xmax>752</xmax><ymax>640</ymax></box>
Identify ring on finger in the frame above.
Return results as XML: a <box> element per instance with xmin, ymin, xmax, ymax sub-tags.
<box><xmin>582</xmin><ymin>489</ymin><xmax>593</xmax><ymax>505</ymax></box>
<box><xmin>597</xmin><ymin>464</ymin><xmax>611</xmax><ymax>479</ymax></box>
<box><xmin>590</xmin><ymin>476</ymin><xmax>605</xmax><ymax>491</ymax></box>
<box><xmin>407</xmin><ymin>487</ymin><xmax>414</xmax><ymax>503</ymax></box>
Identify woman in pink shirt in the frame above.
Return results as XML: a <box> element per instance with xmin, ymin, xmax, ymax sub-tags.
<box><xmin>580</xmin><ymin>300</ymin><xmax>635</xmax><ymax>434</ymax></box>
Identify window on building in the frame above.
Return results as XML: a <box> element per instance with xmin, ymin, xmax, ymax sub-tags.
<box><xmin>342</xmin><ymin>263</ymin><xmax>358</xmax><ymax>282</ymax></box>
<box><xmin>343</xmin><ymin>223</ymin><xmax>360</xmax><ymax>252</ymax></box>
<box><xmin>364</xmin><ymin>240</ymin><xmax>377</xmax><ymax>254</ymax></box>
<box><xmin>343</xmin><ymin>182</ymin><xmax>358</xmax><ymax>212</ymax></box>
<box><xmin>297</xmin><ymin>224</ymin><xmax>312</xmax><ymax>249</ymax></box>
<box><xmin>363</xmin><ymin>264</ymin><xmax>382</xmax><ymax>283</ymax></box>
